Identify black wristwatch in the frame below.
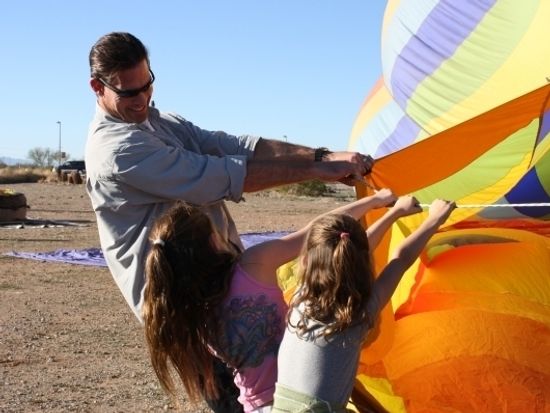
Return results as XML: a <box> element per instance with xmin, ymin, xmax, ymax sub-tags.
<box><xmin>314</xmin><ymin>147</ymin><xmax>332</xmax><ymax>162</ymax></box>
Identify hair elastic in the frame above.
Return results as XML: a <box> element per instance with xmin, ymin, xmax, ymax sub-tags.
<box><xmin>340</xmin><ymin>232</ymin><xmax>350</xmax><ymax>240</ymax></box>
<box><xmin>152</xmin><ymin>238</ymin><xmax>165</xmax><ymax>247</ymax></box>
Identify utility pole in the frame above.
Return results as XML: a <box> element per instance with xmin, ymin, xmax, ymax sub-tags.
<box><xmin>56</xmin><ymin>121</ymin><xmax>62</xmax><ymax>166</ymax></box>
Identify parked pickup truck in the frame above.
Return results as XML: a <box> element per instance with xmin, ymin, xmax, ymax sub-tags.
<box><xmin>55</xmin><ymin>160</ymin><xmax>86</xmax><ymax>175</ymax></box>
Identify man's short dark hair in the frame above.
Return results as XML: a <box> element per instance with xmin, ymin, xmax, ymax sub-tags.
<box><xmin>89</xmin><ymin>32</ymin><xmax>149</xmax><ymax>82</ymax></box>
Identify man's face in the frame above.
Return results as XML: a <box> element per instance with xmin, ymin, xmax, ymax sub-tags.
<box><xmin>91</xmin><ymin>59</ymin><xmax>153</xmax><ymax>124</ymax></box>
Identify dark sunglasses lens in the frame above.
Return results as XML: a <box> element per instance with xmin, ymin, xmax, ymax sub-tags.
<box><xmin>118</xmin><ymin>82</ymin><xmax>152</xmax><ymax>98</ymax></box>
<box><xmin>100</xmin><ymin>72</ymin><xmax>154</xmax><ymax>98</ymax></box>
<box><xmin>118</xmin><ymin>89</ymin><xmax>141</xmax><ymax>98</ymax></box>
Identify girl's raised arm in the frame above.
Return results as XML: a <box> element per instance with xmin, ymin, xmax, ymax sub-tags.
<box><xmin>371</xmin><ymin>199</ymin><xmax>456</xmax><ymax>311</ymax></box>
<box><xmin>239</xmin><ymin>188</ymin><xmax>397</xmax><ymax>285</ymax></box>
<box><xmin>366</xmin><ymin>195</ymin><xmax>422</xmax><ymax>250</ymax></box>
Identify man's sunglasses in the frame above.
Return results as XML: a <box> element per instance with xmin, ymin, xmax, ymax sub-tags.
<box><xmin>99</xmin><ymin>70</ymin><xmax>155</xmax><ymax>98</ymax></box>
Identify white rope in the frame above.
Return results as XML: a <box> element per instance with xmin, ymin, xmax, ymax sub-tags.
<box><xmin>418</xmin><ymin>203</ymin><xmax>550</xmax><ymax>208</ymax></box>
<box><xmin>353</xmin><ymin>180</ymin><xmax>550</xmax><ymax>209</ymax></box>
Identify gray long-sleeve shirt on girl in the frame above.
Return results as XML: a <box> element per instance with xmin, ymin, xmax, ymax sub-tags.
<box><xmin>276</xmin><ymin>297</ymin><xmax>381</xmax><ymax>406</ymax></box>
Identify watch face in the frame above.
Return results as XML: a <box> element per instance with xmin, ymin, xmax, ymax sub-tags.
<box><xmin>315</xmin><ymin>147</ymin><xmax>330</xmax><ymax>162</ymax></box>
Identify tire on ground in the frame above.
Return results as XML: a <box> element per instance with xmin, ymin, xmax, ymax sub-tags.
<box><xmin>0</xmin><ymin>192</ymin><xmax>28</xmax><ymax>221</ymax></box>
<box><xmin>68</xmin><ymin>171</ymin><xmax>83</xmax><ymax>184</ymax></box>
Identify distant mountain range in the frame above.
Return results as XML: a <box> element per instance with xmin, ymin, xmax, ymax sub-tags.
<box><xmin>0</xmin><ymin>156</ymin><xmax>31</xmax><ymax>166</ymax></box>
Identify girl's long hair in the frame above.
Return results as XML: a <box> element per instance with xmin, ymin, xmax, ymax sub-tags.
<box><xmin>142</xmin><ymin>202</ymin><xmax>237</xmax><ymax>402</ymax></box>
<box><xmin>290</xmin><ymin>213</ymin><xmax>375</xmax><ymax>338</ymax></box>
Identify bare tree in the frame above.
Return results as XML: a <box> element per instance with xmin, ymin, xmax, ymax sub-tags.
<box><xmin>27</xmin><ymin>147</ymin><xmax>56</xmax><ymax>167</ymax></box>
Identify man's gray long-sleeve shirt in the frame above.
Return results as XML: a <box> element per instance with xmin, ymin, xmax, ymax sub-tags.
<box><xmin>85</xmin><ymin>105</ymin><xmax>258</xmax><ymax>320</ymax></box>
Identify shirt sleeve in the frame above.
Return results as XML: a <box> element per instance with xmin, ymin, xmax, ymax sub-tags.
<box><xmin>113</xmin><ymin>130</ymin><xmax>249</xmax><ymax>205</ymax></box>
<box><xmin>164</xmin><ymin>112</ymin><xmax>259</xmax><ymax>158</ymax></box>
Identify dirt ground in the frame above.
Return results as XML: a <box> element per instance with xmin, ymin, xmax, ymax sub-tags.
<box><xmin>0</xmin><ymin>182</ymin><xmax>355</xmax><ymax>413</ymax></box>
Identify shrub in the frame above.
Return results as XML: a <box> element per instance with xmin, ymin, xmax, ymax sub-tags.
<box><xmin>275</xmin><ymin>180</ymin><xmax>334</xmax><ymax>197</ymax></box>
<box><xmin>0</xmin><ymin>166</ymin><xmax>51</xmax><ymax>184</ymax></box>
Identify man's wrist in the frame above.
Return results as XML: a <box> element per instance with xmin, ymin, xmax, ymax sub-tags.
<box><xmin>314</xmin><ymin>147</ymin><xmax>332</xmax><ymax>162</ymax></box>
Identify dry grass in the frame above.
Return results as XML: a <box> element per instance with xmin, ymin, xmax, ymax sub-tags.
<box><xmin>0</xmin><ymin>182</ymin><xmax>355</xmax><ymax>413</ymax></box>
<box><xmin>0</xmin><ymin>167</ymin><xmax>340</xmax><ymax>196</ymax></box>
<box><xmin>0</xmin><ymin>166</ymin><xmax>54</xmax><ymax>184</ymax></box>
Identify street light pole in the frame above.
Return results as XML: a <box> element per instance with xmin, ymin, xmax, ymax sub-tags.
<box><xmin>56</xmin><ymin>121</ymin><xmax>62</xmax><ymax>166</ymax></box>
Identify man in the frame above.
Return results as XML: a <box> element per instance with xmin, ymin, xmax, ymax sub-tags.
<box><xmin>86</xmin><ymin>32</ymin><xmax>373</xmax><ymax>413</ymax></box>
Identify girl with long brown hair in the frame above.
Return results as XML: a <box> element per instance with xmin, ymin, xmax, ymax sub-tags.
<box><xmin>142</xmin><ymin>190</ymin><xmax>422</xmax><ymax>412</ymax></box>
<box><xmin>273</xmin><ymin>199</ymin><xmax>455</xmax><ymax>413</ymax></box>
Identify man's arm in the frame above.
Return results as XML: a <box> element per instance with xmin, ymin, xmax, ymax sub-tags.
<box><xmin>243</xmin><ymin>138</ymin><xmax>374</xmax><ymax>192</ymax></box>
<box><xmin>252</xmin><ymin>138</ymin><xmax>374</xmax><ymax>170</ymax></box>
<box><xmin>243</xmin><ymin>159</ymin><xmax>367</xmax><ymax>192</ymax></box>
<box><xmin>251</xmin><ymin>138</ymin><xmax>316</xmax><ymax>160</ymax></box>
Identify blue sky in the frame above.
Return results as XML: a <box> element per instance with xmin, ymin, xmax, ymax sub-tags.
<box><xmin>1</xmin><ymin>1</ymin><xmax>386</xmax><ymax>161</ymax></box>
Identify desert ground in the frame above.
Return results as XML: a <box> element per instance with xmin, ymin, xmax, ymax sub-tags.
<box><xmin>0</xmin><ymin>182</ymin><xmax>355</xmax><ymax>413</ymax></box>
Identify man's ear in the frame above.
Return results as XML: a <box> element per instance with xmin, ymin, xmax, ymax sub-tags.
<box><xmin>90</xmin><ymin>78</ymin><xmax>103</xmax><ymax>95</ymax></box>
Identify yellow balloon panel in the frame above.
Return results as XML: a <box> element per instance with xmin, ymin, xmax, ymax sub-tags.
<box><xmin>384</xmin><ymin>310</ymin><xmax>550</xmax><ymax>412</ymax></box>
<box><xmin>417</xmin><ymin>241</ymin><xmax>550</xmax><ymax>305</ymax></box>
<box><xmin>354</xmin><ymin>227</ymin><xmax>550</xmax><ymax>411</ymax></box>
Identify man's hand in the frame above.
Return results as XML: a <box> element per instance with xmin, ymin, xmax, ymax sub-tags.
<box><xmin>325</xmin><ymin>151</ymin><xmax>374</xmax><ymax>175</ymax></box>
<box><xmin>314</xmin><ymin>161</ymin><xmax>372</xmax><ymax>185</ymax></box>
